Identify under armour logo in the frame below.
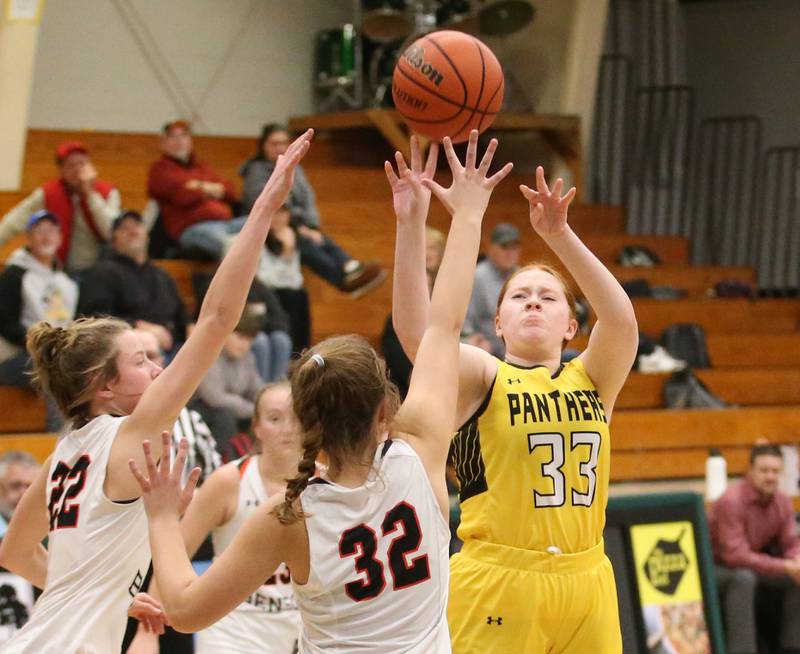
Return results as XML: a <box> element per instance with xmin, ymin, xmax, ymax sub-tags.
<box><xmin>507</xmin><ymin>378</ymin><xmax>521</xmax><ymax>385</ymax></box>
<box><xmin>487</xmin><ymin>616</ymin><xmax>503</xmax><ymax>625</ymax></box>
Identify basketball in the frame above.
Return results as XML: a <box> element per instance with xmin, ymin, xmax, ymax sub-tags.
<box><xmin>392</xmin><ymin>30</ymin><xmax>504</xmax><ymax>143</ymax></box>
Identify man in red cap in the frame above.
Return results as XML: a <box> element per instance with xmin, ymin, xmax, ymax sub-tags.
<box><xmin>0</xmin><ymin>141</ymin><xmax>120</xmax><ymax>271</ymax></box>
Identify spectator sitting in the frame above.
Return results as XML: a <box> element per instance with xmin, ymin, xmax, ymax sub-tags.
<box><xmin>381</xmin><ymin>226</ymin><xmax>445</xmax><ymax>398</ymax></box>
<box><xmin>78</xmin><ymin>210</ymin><xmax>187</xmax><ymax>356</ymax></box>
<box><xmin>0</xmin><ymin>211</ymin><xmax>77</xmax><ymax>431</ymax></box>
<box><xmin>192</xmin><ymin>312</ymin><xmax>264</xmax><ymax>452</ymax></box>
<box><xmin>147</xmin><ymin>120</ymin><xmax>240</xmax><ymax>259</ymax></box>
<box><xmin>0</xmin><ymin>451</ymin><xmax>40</xmax><ymax>645</ymax></box>
<box><xmin>465</xmin><ymin>222</ymin><xmax>521</xmax><ymax>357</ymax></box>
<box><xmin>240</xmin><ymin>123</ymin><xmax>385</xmax><ymax>297</ymax></box>
<box><xmin>709</xmin><ymin>443</ymin><xmax>800</xmax><ymax>654</ymax></box>
<box><xmin>193</xmin><ymin>272</ymin><xmax>293</xmax><ymax>383</ymax></box>
<box><xmin>0</xmin><ymin>142</ymin><xmax>120</xmax><ymax>272</ymax></box>
<box><xmin>258</xmin><ymin>204</ymin><xmax>312</xmax><ymax>351</ymax></box>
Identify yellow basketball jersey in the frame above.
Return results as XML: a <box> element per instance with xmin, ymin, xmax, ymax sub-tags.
<box><xmin>451</xmin><ymin>357</ymin><xmax>610</xmax><ymax>553</ymax></box>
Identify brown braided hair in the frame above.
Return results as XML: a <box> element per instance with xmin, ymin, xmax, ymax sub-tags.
<box><xmin>272</xmin><ymin>335</ymin><xmax>399</xmax><ymax>525</ymax></box>
<box><xmin>26</xmin><ymin>317</ymin><xmax>130</xmax><ymax>428</ymax></box>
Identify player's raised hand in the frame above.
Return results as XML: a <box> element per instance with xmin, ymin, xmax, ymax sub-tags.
<box><xmin>256</xmin><ymin>128</ymin><xmax>314</xmax><ymax>215</ymax></box>
<box><xmin>520</xmin><ymin>166</ymin><xmax>576</xmax><ymax>238</ymax></box>
<box><xmin>385</xmin><ymin>135</ymin><xmax>439</xmax><ymax>224</ymax></box>
<box><xmin>129</xmin><ymin>431</ymin><xmax>200</xmax><ymax>520</ymax></box>
<box><xmin>422</xmin><ymin>130</ymin><xmax>512</xmax><ymax>219</ymax></box>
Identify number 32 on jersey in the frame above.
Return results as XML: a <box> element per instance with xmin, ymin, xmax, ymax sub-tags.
<box><xmin>528</xmin><ymin>431</ymin><xmax>601</xmax><ymax>508</ymax></box>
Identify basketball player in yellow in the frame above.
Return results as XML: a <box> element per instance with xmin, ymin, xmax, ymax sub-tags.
<box><xmin>390</xmin><ymin>135</ymin><xmax>638</xmax><ymax>653</ymax></box>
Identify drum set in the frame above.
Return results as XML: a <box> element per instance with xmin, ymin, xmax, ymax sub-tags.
<box><xmin>313</xmin><ymin>0</ymin><xmax>536</xmax><ymax>111</ymax></box>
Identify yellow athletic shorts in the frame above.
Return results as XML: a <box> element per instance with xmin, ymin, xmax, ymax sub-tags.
<box><xmin>448</xmin><ymin>539</ymin><xmax>622</xmax><ymax>654</ymax></box>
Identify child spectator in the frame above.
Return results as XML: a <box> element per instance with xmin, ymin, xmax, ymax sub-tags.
<box><xmin>192</xmin><ymin>311</ymin><xmax>264</xmax><ymax>452</ymax></box>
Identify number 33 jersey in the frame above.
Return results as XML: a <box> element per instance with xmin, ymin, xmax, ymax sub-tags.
<box><xmin>6</xmin><ymin>415</ymin><xmax>150</xmax><ymax>654</ymax></box>
<box><xmin>293</xmin><ymin>439</ymin><xmax>451</xmax><ymax>654</ymax></box>
<box><xmin>452</xmin><ymin>358</ymin><xmax>611</xmax><ymax>554</ymax></box>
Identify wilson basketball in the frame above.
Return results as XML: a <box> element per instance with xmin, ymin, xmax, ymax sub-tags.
<box><xmin>392</xmin><ymin>30</ymin><xmax>504</xmax><ymax>143</ymax></box>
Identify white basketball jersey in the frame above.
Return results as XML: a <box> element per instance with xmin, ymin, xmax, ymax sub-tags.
<box><xmin>196</xmin><ymin>456</ymin><xmax>300</xmax><ymax>654</ymax></box>
<box><xmin>294</xmin><ymin>439</ymin><xmax>451</xmax><ymax>654</ymax></box>
<box><xmin>4</xmin><ymin>415</ymin><xmax>151</xmax><ymax>654</ymax></box>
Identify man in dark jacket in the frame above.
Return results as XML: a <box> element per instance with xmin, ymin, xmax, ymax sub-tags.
<box><xmin>78</xmin><ymin>210</ymin><xmax>187</xmax><ymax>354</ymax></box>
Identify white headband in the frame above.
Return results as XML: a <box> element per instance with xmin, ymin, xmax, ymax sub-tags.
<box><xmin>311</xmin><ymin>353</ymin><xmax>325</xmax><ymax>368</ymax></box>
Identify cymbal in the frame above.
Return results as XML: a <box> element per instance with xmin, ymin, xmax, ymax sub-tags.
<box><xmin>478</xmin><ymin>0</ymin><xmax>535</xmax><ymax>37</ymax></box>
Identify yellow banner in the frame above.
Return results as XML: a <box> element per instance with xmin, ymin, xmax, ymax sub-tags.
<box><xmin>632</xmin><ymin>521</ymin><xmax>703</xmax><ymax>605</ymax></box>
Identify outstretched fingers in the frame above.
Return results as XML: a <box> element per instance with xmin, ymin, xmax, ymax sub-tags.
<box><xmin>477</xmin><ymin>138</ymin><xmax>498</xmax><ymax>176</ymax></box>
<box><xmin>441</xmin><ymin>136</ymin><xmax>461</xmax><ymax>174</ymax></box>
<box><xmin>424</xmin><ymin>141</ymin><xmax>439</xmax><ymax>177</ymax></box>
<box><xmin>487</xmin><ymin>162</ymin><xmax>514</xmax><ymax>189</ymax></box>
<box><xmin>384</xmin><ymin>160</ymin><xmax>400</xmax><ymax>186</ymax></box>
<box><xmin>560</xmin><ymin>186</ymin><xmax>577</xmax><ymax>208</ymax></box>
<box><xmin>394</xmin><ymin>150</ymin><xmax>410</xmax><ymax>177</ymax></box>
<box><xmin>535</xmin><ymin>165</ymin><xmax>551</xmax><ymax>194</ymax></box>
<box><xmin>409</xmin><ymin>135</ymin><xmax>422</xmax><ymax>172</ymax></box>
<box><xmin>128</xmin><ymin>454</ymin><xmax>151</xmax><ymax>493</ymax></box>
<box><xmin>464</xmin><ymin>130</ymin><xmax>479</xmax><ymax>170</ymax></box>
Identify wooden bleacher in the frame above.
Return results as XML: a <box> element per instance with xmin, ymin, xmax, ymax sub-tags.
<box><xmin>1</xmin><ymin>127</ymin><xmax>798</xmax><ymax>488</ymax></box>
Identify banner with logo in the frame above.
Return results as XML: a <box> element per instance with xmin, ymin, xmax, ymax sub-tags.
<box><xmin>631</xmin><ymin>521</ymin><xmax>711</xmax><ymax>654</ymax></box>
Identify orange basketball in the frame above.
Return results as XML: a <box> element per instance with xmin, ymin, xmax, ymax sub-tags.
<box><xmin>392</xmin><ymin>30</ymin><xmax>504</xmax><ymax>143</ymax></box>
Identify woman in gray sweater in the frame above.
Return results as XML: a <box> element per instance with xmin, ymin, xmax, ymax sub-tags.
<box><xmin>240</xmin><ymin>123</ymin><xmax>385</xmax><ymax>298</ymax></box>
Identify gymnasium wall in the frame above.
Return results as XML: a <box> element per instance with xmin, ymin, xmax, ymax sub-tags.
<box><xmin>27</xmin><ymin>0</ymin><xmax>352</xmax><ymax>135</ymax></box>
<box><xmin>25</xmin><ymin>0</ymin><xmax>577</xmax><ymax>137</ymax></box>
<box><xmin>683</xmin><ymin>0</ymin><xmax>800</xmax><ymax>150</ymax></box>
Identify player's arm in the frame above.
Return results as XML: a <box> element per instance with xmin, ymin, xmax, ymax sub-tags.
<box><xmin>179</xmin><ymin>462</ymin><xmax>239</xmax><ymax>558</ymax></box>
<box><xmin>387</xmin><ymin>136</ymin><xmax>497</xmax><ymax>428</ymax></box>
<box><xmin>394</xmin><ymin>131</ymin><xmax>512</xmax><ymax>515</ymax></box>
<box><xmin>387</xmin><ymin>134</ymin><xmax>437</xmax><ymax>362</ymax></box>
<box><xmin>112</xmin><ymin>130</ymin><xmax>313</xmax><ymax>497</ymax></box>
<box><xmin>130</xmin><ymin>433</ymin><xmax>292</xmax><ymax>633</ymax></box>
<box><xmin>0</xmin><ymin>456</ymin><xmax>51</xmax><ymax>589</ymax></box>
<box><xmin>521</xmin><ymin>167</ymin><xmax>638</xmax><ymax>413</ymax></box>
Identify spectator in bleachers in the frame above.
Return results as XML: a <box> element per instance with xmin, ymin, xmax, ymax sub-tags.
<box><xmin>193</xmin><ymin>272</ymin><xmax>293</xmax><ymax>383</ymax></box>
<box><xmin>258</xmin><ymin>204</ymin><xmax>311</xmax><ymax>351</ymax></box>
<box><xmin>192</xmin><ymin>311</ymin><xmax>264</xmax><ymax>452</ymax></box>
<box><xmin>0</xmin><ymin>142</ymin><xmax>120</xmax><ymax>272</ymax></box>
<box><xmin>78</xmin><ymin>210</ymin><xmax>187</xmax><ymax>356</ymax></box>
<box><xmin>0</xmin><ymin>451</ymin><xmax>40</xmax><ymax>645</ymax></box>
<box><xmin>147</xmin><ymin>120</ymin><xmax>239</xmax><ymax>259</ymax></box>
<box><xmin>240</xmin><ymin>123</ymin><xmax>385</xmax><ymax>296</ymax></box>
<box><xmin>0</xmin><ymin>211</ymin><xmax>77</xmax><ymax>431</ymax></box>
<box><xmin>709</xmin><ymin>443</ymin><xmax>800</xmax><ymax>654</ymax></box>
<box><xmin>465</xmin><ymin>222</ymin><xmax>521</xmax><ymax>357</ymax></box>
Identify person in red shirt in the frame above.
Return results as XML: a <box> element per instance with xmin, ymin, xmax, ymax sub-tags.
<box><xmin>147</xmin><ymin>120</ymin><xmax>241</xmax><ymax>258</ymax></box>
<box><xmin>708</xmin><ymin>443</ymin><xmax>800</xmax><ymax>654</ymax></box>
<box><xmin>0</xmin><ymin>142</ymin><xmax>120</xmax><ymax>271</ymax></box>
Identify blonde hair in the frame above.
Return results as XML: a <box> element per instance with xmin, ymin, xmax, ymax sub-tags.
<box><xmin>496</xmin><ymin>263</ymin><xmax>577</xmax><ymax>318</ymax></box>
<box><xmin>495</xmin><ymin>263</ymin><xmax>579</xmax><ymax>349</ymax></box>
<box><xmin>27</xmin><ymin>317</ymin><xmax>130</xmax><ymax>428</ymax></box>
<box><xmin>272</xmin><ymin>335</ymin><xmax>399</xmax><ymax>525</ymax></box>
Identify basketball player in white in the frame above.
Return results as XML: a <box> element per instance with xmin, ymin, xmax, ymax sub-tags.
<box><xmin>0</xmin><ymin>129</ymin><xmax>314</xmax><ymax>653</ymax></box>
<box><xmin>130</xmin><ymin>131</ymin><xmax>512</xmax><ymax>653</ymax></box>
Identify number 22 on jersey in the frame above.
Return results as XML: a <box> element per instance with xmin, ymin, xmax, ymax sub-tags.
<box><xmin>47</xmin><ymin>455</ymin><xmax>91</xmax><ymax>530</ymax></box>
<box><xmin>338</xmin><ymin>501</ymin><xmax>431</xmax><ymax>602</ymax></box>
